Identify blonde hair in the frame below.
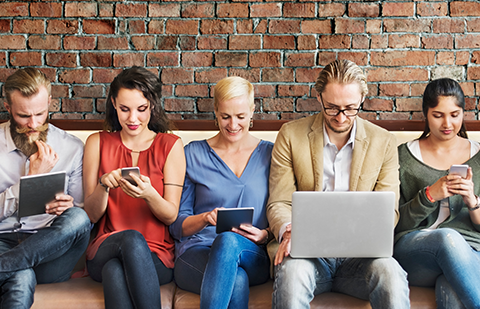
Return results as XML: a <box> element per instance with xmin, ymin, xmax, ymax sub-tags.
<box><xmin>214</xmin><ymin>76</ymin><xmax>254</xmax><ymax>111</ymax></box>
<box><xmin>314</xmin><ymin>59</ymin><xmax>368</xmax><ymax>97</ymax></box>
<box><xmin>5</xmin><ymin>68</ymin><xmax>51</xmax><ymax>105</ymax></box>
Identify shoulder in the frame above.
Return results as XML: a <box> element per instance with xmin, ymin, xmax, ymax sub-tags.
<box><xmin>48</xmin><ymin>124</ymin><xmax>84</xmax><ymax>150</ymax></box>
<box><xmin>359</xmin><ymin>118</ymin><xmax>394</xmax><ymax>140</ymax></box>
<box><xmin>184</xmin><ymin>140</ymin><xmax>208</xmax><ymax>155</ymax></box>
<box><xmin>259</xmin><ymin>140</ymin><xmax>274</xmax><ymax>154</ymax></box>
<box><xmin>279</xmin><ymin>115</ymin><xmax>316</xmax><ymax>133</ymax></box>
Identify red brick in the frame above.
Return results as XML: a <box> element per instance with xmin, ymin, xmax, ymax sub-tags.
<box><xmin>358</xmin><ymin>112</ymin><xmax>376</xmax><ymax>121</ymax></box>
<box><xmin>58</xmin><ymin>69</ymin><xmax>91</xmax><ymax>84</ymax></box>
<box><xmin>200</xmin><ymin>20</ymin><xmax>234</xmax><ymax>35</ymax></box>
<box><xmin>296</xmin><ymin>68</ymin><xmax>323</xmax><ymax>83</ymax></box>
<box><xmin>460</xmin><ymin>82</ymin><xmax>475</xmax><ymax>96</ymax></box>
<box><xmin>51</xmin><ymin>85</ymin><xmax>69</xmax><ymax>98</ymax></box>
<box><xmin>263</xmin><ymin>69</ymin><xmax>294</xmax><ymax>83</ymax></box>
<box><xmin>318</xmin><ymin>3</ymin><xmax>345</xmax><ymax>17</ymax></box>
<box><xmin>215</xmin><ymin>52</ymin><xmax>247</xmax><ymax>67</ymax></box>
<box><xmin>368</xmin><ymin>84</ymin><xmax>378</xmax><ymax>97</ymax></box>
<box><xmin>98</xmin><ymin>37</ymin><xmax>129</xmax><ymax>50</ymax></box>
<box><xmin>318</xmin><ymin>35</ymin><xmax>350</xmax><ymax>49</ymax></box>
<box><xmin>366</xmin><ymin>68</ymin><xmax>428</xmax><ymax>82</ymax></box>
<box><xmin>198</xmin><ymin>36</ymin><xmax>227</xmax><ymax>50</ymax></box>
<box><xmin>467</xmin><ymin>19</ymin><xmax>480</xmax><ymax>32</ymax></box>
<box><xmin>297</xmin><ymin>98</ymin><xmax>322</xmax><ymax>112</ymax></box>
<box><xmin>250</xmin><ymin>3</ymin><xmax>281</xmax><ymax>18</ymax></box>
<box><xmin>318</xmin><ymin>52</ymin><xmax>337</xmax><ymax>66</ymax></box>
<box><xmin>384</xmin><ymin>19</ymin><xmax>430</xmax><ymax>32</ymax></box>
<box><xmin>0</xmin><ymin>3</ymin><xmax>28</xmax><ymax>17</ymax></box>
<box><xmin>382</xmin><ymin>2</ymin><xmax>414</xmax><ymax>17</ymax></box>
<box><xmin>379</xmin><ymin>113</ymin><xmax>410</xmax><ymax>121</ymax></box>
<box><xmin>437</xmin><ymin>52</ymin><xmax>455</xmax><ymax>65</ymax></box>
<box><xmin>418</xmin><ymin>2</ymin><xmax>447</xmax><ymax>16</ymax></box>
<box><xmin>451</xmin><ymin>1</ymin><xmax>480</xmax><ymax>16</ymax></box>
<box><xmin>252</xmin><ymin>85</ymin><xmax>275</xmax><ymax>98</ymax></box>
<box><xmin>99</xmin><ymin>3</ymin><xmax>113</xmax><ymax>17</ymax></box>
<box><xmin>149</xmin><ymin>3</ymin><xmax>180</xmax><ymax>17</ymax></box>
<box><xmin>379</xmin><ymin>84</ymin><xmax>409</xmax><ymax>97</ymax></box>
<box><xmin>285</xmin><ymin>53</ymin><xmax>315</xmax><ymax>67</ymax></box>
<box><xmin>38</xmin><ymin>68</ymin><xmax>56</xmax><ymax>82</ymax></box>
<box><xmin>156</xmin><ymin>36</ymin><xmax>178</xmax><ymax>50</ymax></box>
<box><xmin>371</xmin><ymin>34</ymin><xmax>388</xmax><ymax>49</ymax></box>
<box><xmin>46</xmin><ymin>53</ymin><xmax>77</xmax><ymax>68</ymax></box>
<box><xmin>0</xmin><ymin>69</ymin><xmax>17</xmax><ymax>82</ymax></box>
<box><xmin>280</xmin><ymin>113</ymin><xmax>310</xmax><ymax>121</ymax></box>
<box><xmin>51</xmin><ymin>113</ymin><xmax>83</xmax><ymax>120</ymax></box>
<box><xmin>456</xmin><ymin>34</ymin><xmax>480</xmax><ymax>49</ymax></box>
<box><xmin>28</xmin><ymin>35</ymin><xmax>61</xmax><ymax>50</ymax></box>
<box><xmin>249</xmin><ymin>52</ymin><xmax>281</xmax><ymax>68</ymax></box>
<box><xmin>0</xmin><ymin>20</ymin><xmax>10</xmax><ymax>33</ymax></box>
<box><xmin>253</xmin><ymin>113</ymin><xmax>278</xmax><ymax>121</ymax></box>
<box><xmin>181</xmin><ymin>3</ymin><xmax>214</xmax><ymax>18</ymax></box>
<box><xmin>263</xmin><ymin>98</ymin><xmax>294</xmax><ymax>112</ymax></box>
<box><xmin>301</xmin><ymin>20</ymin><xmax>332</xmax><ymax>34</ymax></box>
<box><xmin>264</xmin><ymin>35</ymin><xmax>295</xmax><ymax>49</ymax></box>
<box><xmin>335</xmin><ymin>18</ymin><xmax>365</xmax><ymax>34</ymax></box>
<box><xmin>397</xmin><ymin>98</ymin><xmax>422</xmax><ymax>112</ymax></box>
<box><xmin>457</xmin><ymin>51</ymin><xmax>470</xmax><ymax>65</ymax></box>
<box><xmin>237</xmin><ymin>20</ymin><xmax>253</xmax><ymax>34</ymax></box>
<box><xmin>465</xmin><ymin>97</ymin><xmax>476</xmax><ymax>110</ymax></box>
<box><xmin>13</xmin><ymin>20</ymin><xmax>44</xmax><ymax>34</ymax></box>
<box><xmin>298</xmin><ymin>35</ymin><xmax>316</xmax><ymax>50</ymax></box>
<box><xmin>81</xmin><ymin>52</ymin><xmax>112</xmax><ymax>67</ymax></box>
<box><xmin>83</xmin><ymin>19</ymin><xmax>115</xmax><ymax>34</ymax></box>
<box><xmin>0</xmin><ymin>35</ymin><xmax>25</xmax><ymax>50</ymax></box>
<box><xmin>62</xmin><ymin>99</ymin><xmax>93</xmax><ymax>112</ymax></box>
<box><xmin>73</xmin><ymin>85</ymin><xmax>103</xmax><ymax>98</ymax></box>
<box><xmin>175</xmin><ymin>85</ymin><xmax>209</xmax><ymax>97</ymax></box>
<box><xmin>113</xmin><ymin>53</ymin><xmax>144</xmax><ymax>67</ymax></box>
<box><xmin>229</xmin><ymin>35</ymin><xmax>261</xmax><ymax>50</ymax></box>
<box><xmin>166</xmin><ymin>20</ymin><xmax>198</xmax><ymax>35</ymax></box>
<box><xmin>283</xmin><ymin>3</ymin><xmax>315</xmax><ymax>18</ymax></box>
<box><xmin>278</xmin><ymin>85</ymin><xmax>310</xmax><ymax>97</ymax></box>
<box><xmin>421</xmin><ymin>35</ymin><xmax>453</xmax><ymax>49</ymax></box>
<box><xmin>129</xmin><ymin>20</ymin><xmax>145</xmax><ymax>34</ymax></box>
<box><xmin>467</xmin><ymin>67</ymin><xmax>480</xmax><ymax>80</ymax></box>
<box><xmin>179</xmin><ymin>36</ymin><xmax>196</xmax><ymax>51</ymax></box>
<box><xmin>162</xmin><ymin>68</ymin><xmax>194</xmax><ymax>84</ymax></box>
<box><xmin>148</xmin><ymin>20</ymin><xmax>164</xmax><ymax>34</ymax></box>
<box><xmin>388</xmin><ymin>34</ymin><xmax>419</xmax><ymax>48</ymax></box>
<box><xmin>337</xmin><ymin>52</ymin><xmax>368</xmax><ymax>66</ymax></box>
<box><xmin>352</xmin><ymin>35</ymin><xmax>369</xmax><ymax>49</ymax></box>
<box><xmin>270</xmin><ymin>20</ymin><xmax>300</xmax><ymax>34</ymax></box>
<box><xmin>164</xmin><ymin>99</ymin><xmax>195</xmax><ymax>112</ymax></box>
<box><xmin>147</xmin><ymin>52</ymin><xmax>179</xmax><ymax>67</ymax></box>
<box><xmin>64</xmin><ymin>36</ymin><xmax>95</xmax><ymax>50</ymax></box>
<box><xmin>410</xmin><ymin>83</ymin><xmax>428</xmax><ymax>96</ymax></box>
<box><xmin>366</xmin><ymin>20</ymin><xmax>382</xmax><ymax>34</ymax></box>
<box><xmin>348</xmin><ymin>3</ymin><xmax>379</xmax><ymax>17</ymax></box>
<box><xmin>85</xmin><ymin>114</ymin><xmax>105</xmax><ymax>120</ymax></box>
<box><xmin>371</xmin><ymin>51</ymin><xmax>435</xmax><ymax>66</ymax></box>
<box><xmin>182</xmin><ymin>52</ymin><xmax>213</xmax><ymax>67</ymax></box>
<box><xmin>229</xmin><ymin>69</ymin><xmax>260</xmax><ymax>83</ymax></box>
<box><xmin>195</xmin><ymin>68</ymin><xmax>228</xmax><ymax>83</ymax></box>
<box><xmin>197</xmin><ymin>99</ymin><xmax>214</xmax><ymax>112</ymax></box>
<box><xmin>132</xmin><ymin>36</ymin><xmax>155</xmax><ymax>51</ymax></box>
<box><xmin>217</xmin><ymin>3</ymin><xmax>249</xmax><ymax>18</ymax></box>
<box><xmin>433</xmin><ymin>19</ymin><xmax>464</xmax><ymax>33</ymax></box>
<box><xmin>65</xmin><ymin>2</ymin><xmax>97</xmax><ymax>17</ymax></box>
<box><xmin>30</xmin><ymin>2</ymin><xmax>61</xmax><ymax>17</ymax></box>
<box><xmin>116</xmin><ymin>3</ymin><xmax>146</xmax><ymax>17</ymax></box>
<box><xmin>47</xmin><ymin>20</ymin><xmax>78</xmax><ymax>34</ymax></box>
<box><xmin>0</xmin><ymin>52</ymin><xmax>6</xmax><ymax>66</ymax></box>
<box><xmin>10</xmin><ymin>52</ymin><xmax>42</xmax><ymax>67</ymax></box>
<box><xmin>93</xmin><ymin>69</ymin><xmax>122</xmax><ymax>83</ymax></box>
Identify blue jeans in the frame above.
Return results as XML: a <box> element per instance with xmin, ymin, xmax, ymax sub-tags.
<box><xmin>86</xmin><ymin>230</ymin><xmax>173</xmax><ymax>309</ymax></box>
<box><xmin>174</xmin><ymin>232</ymin><xmax>270</xmax><ymax>309</ymax></box>
<box><xmin>272</xmin><ymin>256</ymin><xmax>409</xmax><ymax>309</ymax></box>
<box><xmin>394</xmin><ymin>228</ymin><xmax>480</xmax><ymax>309</ymax></box>
<box><xmin>0</xmin><ymin>207</ymin><xmax>91</xmax><ymax>309</ymax></box>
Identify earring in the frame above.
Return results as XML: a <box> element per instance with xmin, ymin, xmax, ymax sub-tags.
<box><xmin>214</xmin><ymin>118</ymin><xmax>218</xmax><ymax>127</ymax></box>
<box><xmin>249</xmin><ymin>118</ymin><xmax>253</xmax><ymax>128</ymax></box>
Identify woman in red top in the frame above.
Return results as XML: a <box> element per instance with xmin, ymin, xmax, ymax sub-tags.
<box><xmin>83</xmin><ymin>67</ymin><xmax>186</xmax><ymax>309</ymax></box>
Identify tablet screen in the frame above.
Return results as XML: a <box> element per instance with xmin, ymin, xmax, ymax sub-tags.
<box><xmin>216</xmin><ymin>208</ymin><xmax>254</xmax><ymax>234</ymax></box>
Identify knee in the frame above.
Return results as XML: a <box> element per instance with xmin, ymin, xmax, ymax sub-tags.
<box><xmin>429</xmin><ymin>229</ymin><xmax>470</xmax><ymax>258</ymax></box>
<box><xmin>209</xmin><ymin>232</ymin><xmax>243</xmax><ymax>260</ymax></box>
<box><xmin>212</xmin><ymin>232</ymin><xmax>242</xmax><ymax>250</ymax></box>
<box><xmin>102</xmin><ymin>258</ymin><xmax>124</xmax><ymax>282</ymax></box>
<box><xmin>274</xmin><ymin>257</ymin><xmax>316</xmax><ymax>292</ymax></box>
<box><xmin>116</xmin><ymin>230</ymin><xmax>150</xmax><ymax>255</ymax></box>
<box><xmin>58</xmin><ymin>207</ymin><xmax>91</xmax><ymax>233</ymax></box>
<box><xmin>367</xmin><ymin>258</ymin><xmax>408</xmax><ymax>286</ymax></box>
<box><xmin>3</xmin><ymin>269</ymin><xmax>36</xmax><ymax>307</ymax></box>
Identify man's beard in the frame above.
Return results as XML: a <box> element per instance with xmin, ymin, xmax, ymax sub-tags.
<box><xmin>10</xmin><ymin>117</ymin><xmax>49</xmax><ymax>158</ymax></box>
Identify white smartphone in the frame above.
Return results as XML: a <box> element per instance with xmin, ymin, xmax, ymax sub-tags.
<box><xmin>121</xmin><ymin>167</ymin><xmax>140</xmax><ymax>186</ymax></box>
<box><xmin>449</xmin><ymin>164</ymin><xmax>468</xmax><ymax>178</ymax></box>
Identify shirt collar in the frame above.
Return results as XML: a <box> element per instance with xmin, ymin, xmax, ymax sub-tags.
<box><xmin>322</xmin><ymin>119</ymin><xmax>357</xmax><ymax>149</ymax></box>
<box><xmin>2</xmin><ymin>121</ymin><xmax>18</xmax><ymax>154</ymax></box>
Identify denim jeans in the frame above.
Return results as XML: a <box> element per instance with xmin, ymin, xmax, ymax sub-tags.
<box><xmin>86</xmin><ymin>230</ymin><xmax>173</xmax><ymax>309</ymax></box>
<box><xmin>394</xmin><ymin>228</ymin><xmax>480</xmax><ymax>309</ymax></box>
<box><xmin>272</xmin><ymin>255</ymin><xmax>409</xmax><ymax>309</ymax></box>
<box><xmin>174</xmin><ymin>232</ymin><xmax>270</xmax><ymax>309</ymax></box>
<box><xmin>0</xmin><ymin>207</ymin><xmax>91</xmax><ymax>309</ymax></box>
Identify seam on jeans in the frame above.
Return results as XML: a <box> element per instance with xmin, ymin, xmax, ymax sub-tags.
<box><xmin>177</xmin><ymin>255</ymin><xmax>206</xmax><ymax>275</ymax></box>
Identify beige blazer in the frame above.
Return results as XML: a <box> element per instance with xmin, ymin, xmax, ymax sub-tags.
<box><xmin>266</xmin><ymin>113</ymin><xmax>400</xmax><ymax>267</ymax></box>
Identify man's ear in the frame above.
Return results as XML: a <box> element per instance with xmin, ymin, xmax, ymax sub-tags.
<box><xmin>48</xmin><ymin>95</ymin><xmax>51</xmax><ymax>107</ymax></box>
<box><xmin>4</xmin><ymin>101</ymin><xmax>10</xmax><ymax>113</ymax></box>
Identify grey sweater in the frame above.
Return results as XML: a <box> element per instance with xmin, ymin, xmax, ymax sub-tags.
<box><xmin>395</xmin><ymin>142</ymin><xmax>480</xmax><ymax>251</ymax></box>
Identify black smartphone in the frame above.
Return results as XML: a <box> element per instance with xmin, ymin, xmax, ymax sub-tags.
<box><xmin>121</xmin><ymin>167</ymin><xmax>140</xmax><ymax>186</ymax></box>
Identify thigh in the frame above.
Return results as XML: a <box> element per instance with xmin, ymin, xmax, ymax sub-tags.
<box><xmin>174</xmin><ymin>246</ymin><xmax>210</xmax><ymax>294</ymax></box>
<box><xmin>150</xmin><ymin>252</ymin><xmax>173</xmax><ymax>286</ymax></box>
<box><xmin>0</xmin><ymin>234</ymin><xmax>19</xmax><ymax>254</ymax></box>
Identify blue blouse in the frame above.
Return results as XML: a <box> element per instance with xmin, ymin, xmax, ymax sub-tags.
<box><xmin>169</xmin><ymin>139</ymin><xmax>273</xmax><ymax>259</ymax></box>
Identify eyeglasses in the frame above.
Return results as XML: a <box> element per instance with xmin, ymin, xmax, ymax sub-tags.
<box><xmin>319</xmin><ymin>94</ymin><xmax>362</xmax><ymax>117</ymax></box>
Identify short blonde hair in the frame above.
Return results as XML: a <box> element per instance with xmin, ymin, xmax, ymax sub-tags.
<box><xmin>314</xmin><ymin>59</ymin><xmax>368</xmax><ymax>97</ymax></box>
<box><xmin>5</xmin><ymin>68</ymin><xmax>51</xmax><ymax>105</ymax></box>
<box><xmin>214</xmin><ymin>76</ymin><xmax>254</xmax><ymax>111</ymax></box>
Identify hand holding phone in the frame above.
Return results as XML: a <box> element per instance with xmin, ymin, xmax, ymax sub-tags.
<box><xmin>121</xmin><ymin>167</ymin><xmax>140</xmax><ymax>186</ymax></box>
<box><xmin>449</xmin><ymin>165</ymin><xmax>469</xmax><ymax>178</ymax></box>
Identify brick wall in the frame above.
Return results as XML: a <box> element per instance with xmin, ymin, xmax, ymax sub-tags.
<box><xmin>0</xmin><ymin>1</ymin><xmax>480</xmax><ymax>121</ymax></box>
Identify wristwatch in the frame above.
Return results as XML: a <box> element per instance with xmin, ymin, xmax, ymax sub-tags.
<box><xmin>468</xmin><ymin>195</ymin><xmax>480</xmax><ymax>211</ymax></box>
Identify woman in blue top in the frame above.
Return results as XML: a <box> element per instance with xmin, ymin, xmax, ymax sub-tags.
<box><xmin>170</xmin><ymin>76</ymin><xmax>273</xmax><ymax>309</ymax></box>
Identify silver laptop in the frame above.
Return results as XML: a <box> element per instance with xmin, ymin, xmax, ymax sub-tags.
<box><xmin>290</xmin><ymin>191</ymin><xmax>395</xmax><ymax>258</ymax></box>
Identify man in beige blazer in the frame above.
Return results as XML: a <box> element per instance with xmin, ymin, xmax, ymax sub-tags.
<box><xmin>267</xmin><ymin>60</ymin><xmax>409</xmax><ymax>309</ymax></box>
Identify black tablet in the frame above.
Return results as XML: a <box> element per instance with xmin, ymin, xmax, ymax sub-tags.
<box><xmin>216</xmin><ymin>207</ymin><xmax>254</xmax><ymax>234</ymax></box>
<box><xmin>19</xmin><ymin>171</ymin><xmax>66</xmax><ymax>218</ymax></box>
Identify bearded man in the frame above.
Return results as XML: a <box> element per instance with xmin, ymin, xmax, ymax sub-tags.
<box><xmin>0</xmin><ymin>68</ymin><xmax>90</xmax><ymax>308</ymax></box>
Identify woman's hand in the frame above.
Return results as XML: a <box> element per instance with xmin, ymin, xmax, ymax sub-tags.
<box><xmin>447</xmin><ymin>167</ymin><xmax>477</xmax><ymax>208</ymax></box>
<box><xmin>202</xmin><ymin>208</ymin><xmax>221</xmax><ymax>226</ymax></box>
<box><xmin>119</xmin><ymin>173</ymin><xmax>156</xmax><ymax>199</ymax></box>
<box><xmin>232</xmin><ymin>224</ymin><xmax>269</xmax><ymax>245</ymax></box>
<box><xmin>100</xmin><ymin>168</ymin><xmax>122</xmax><ymax>189</ymax></box>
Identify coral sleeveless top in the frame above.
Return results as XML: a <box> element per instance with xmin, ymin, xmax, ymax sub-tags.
<box><xmin>86</xmin><ymin>131</ymin><xmax>178</xmax><ymax>268</ymax></box>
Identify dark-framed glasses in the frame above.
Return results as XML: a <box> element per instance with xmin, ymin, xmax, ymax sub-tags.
<box><xmin>319</xmin><ymin>94</ymin><xmax>362</xmax><ymax>117</ymax></box>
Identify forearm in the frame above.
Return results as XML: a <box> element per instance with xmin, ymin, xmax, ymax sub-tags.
<box><xmin>84</xmin><ymin>184</ymin><xmax>109</xmax><ymax>223</ymax></box>
<box><xmin>144</xmin><ymin>189</ymin><xmax>179</xmax><ymax>225</ymax></box>
<box><xmin>181</xmin><ymin>214</ymin><xmax>209</xmax><ymax>237</ymax></box>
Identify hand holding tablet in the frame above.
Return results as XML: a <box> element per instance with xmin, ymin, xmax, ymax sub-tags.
<box><xmin>215</xmin><ymin>208</ymin><xmax>254</xmax><ymax>234</ymax></box>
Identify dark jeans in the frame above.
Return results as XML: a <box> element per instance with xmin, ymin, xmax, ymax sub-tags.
<box><xmin>86</xmin><ymin>230</ymin><xmax>173</xmax><ymax>309</ymax></box>
<box><xmin>0</xmin><ymin>207</ymin><xmax>91</xmax><ymax>309</ymax></box>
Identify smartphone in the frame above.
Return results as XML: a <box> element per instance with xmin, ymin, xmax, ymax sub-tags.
<box><xmin>449</xmin><ymin>164</ymin><xmax>468</xmax><ymax>178</ymax></box>
<box><xmin>121</xmin><ymin>167</ymin><xmax>140</xmax><ymax>186</ymax></box>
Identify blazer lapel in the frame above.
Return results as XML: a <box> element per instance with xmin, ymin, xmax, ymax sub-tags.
<box><xmin>308</xmin><ymin>113</ymin><xmax>324</xmax><ymax>191</ymax></box>
<box><xmin>350</xmin><ymin>118</ymin><xmax>369</xmax><ymax>191</ymax></box>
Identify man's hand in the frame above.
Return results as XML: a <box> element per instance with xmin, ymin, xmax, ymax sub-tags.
<box><xmin>28</xmin><ymin>141</ymin><xmax>58</xmax><ymax>175</ymax></box>
<box><xmin>46</xmin><ymin>194</ymin><xmax>74</xmax><ymax>215</ymax></box>
<box><xmin>274</xmin><ymin>223</ymin><xmax>292</xmax><ymax>265</ymax></box>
